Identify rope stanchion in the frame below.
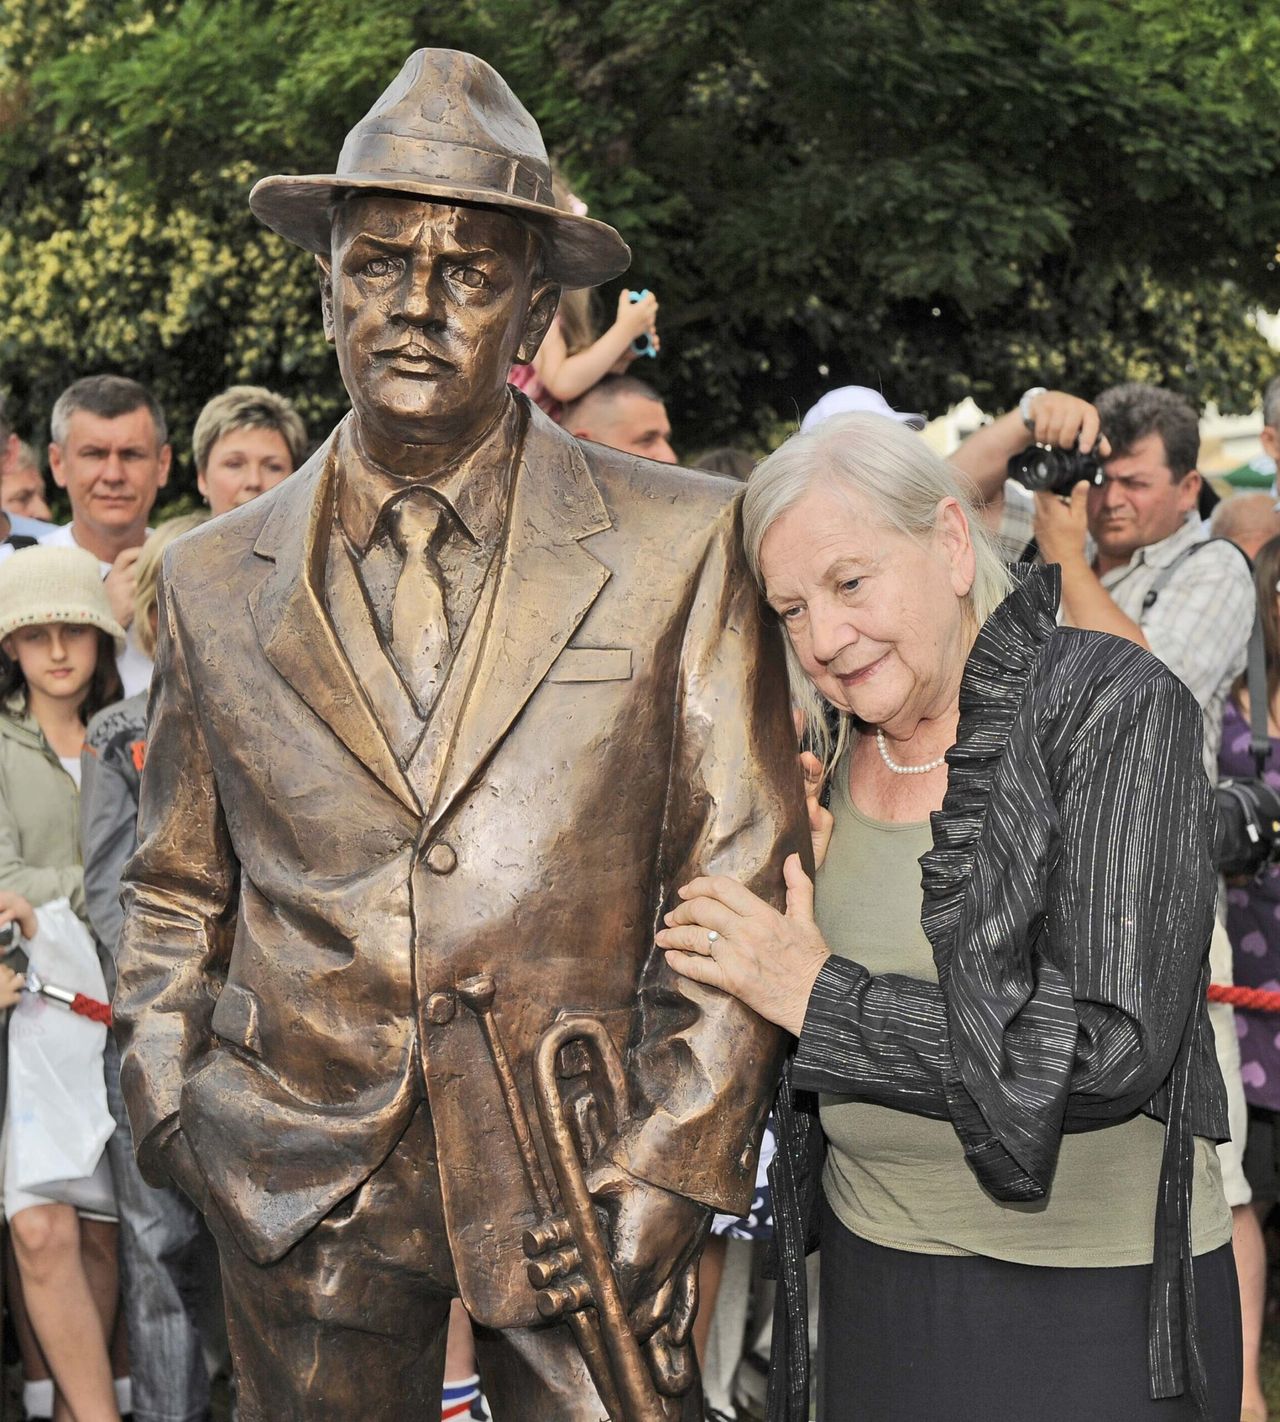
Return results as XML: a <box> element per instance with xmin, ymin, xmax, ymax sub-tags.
<box><xmin>22</xmin><ymin>970</ymin><xmax>112</xmax><ymax>1027</ymax></box>
<box><xmin>1208</xmin><ymin>982</ymin><xmax>1280</xmax><ymax>1013</ymax></box>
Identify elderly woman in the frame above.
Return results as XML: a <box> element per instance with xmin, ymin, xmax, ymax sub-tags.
<box><xmin>193</xmin><ymin>385</ymin><xmax>307</xmax><ymax>516</ymax></box>
<box><xmin>655</xmin><ymin>414</ymin><xmax>1239</xmax><ymax>1421</ymax></box>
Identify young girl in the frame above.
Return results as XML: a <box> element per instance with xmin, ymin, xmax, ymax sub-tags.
<box><xmin>508</xmin><ymin>177</ymin><xmax>659</xmax><ymax>422</ymax></box>
<box><xmin>0</xmin><ymin>544</ymin><xmax>125</xmax><ymax>1422</ymax></box>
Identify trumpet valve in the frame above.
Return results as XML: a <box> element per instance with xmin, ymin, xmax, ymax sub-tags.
<box><xmin>522</xmin><ymin>1216</ymin><xmax>575</xmax><ymax>1257</ymax></box>
<box><xmin>526</xmin><ymin>1245</ymin><xmax>582</xmax><ymax>1288</ymax></box>
<box><xmin>456</xmin><ymin>974</ymin><xmax>497</xmax><ymax>1013</ymax></box>
<box><xmin>535</xmin><ymin>1275</ymin><xmax>593</xmax><ymax>1319</ymax></box>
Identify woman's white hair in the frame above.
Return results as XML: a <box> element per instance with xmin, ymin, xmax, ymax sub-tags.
<box><xmin>742</xmin><ymin>412</ymin><xmax>1013</xmax><ymax>771</ymax></box>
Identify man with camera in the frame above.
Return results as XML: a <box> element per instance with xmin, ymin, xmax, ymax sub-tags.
<box><xmin>954</xmin><ymin>382</ymin><xmax>1253</xmax><ymax>779</ymax></box>
<box><xmin>957</xmin><ymin>379</ymin><xmax>1262</xmax><ymax>1411</ymax></box>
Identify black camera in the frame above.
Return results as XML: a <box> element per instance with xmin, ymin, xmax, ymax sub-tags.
<box><xmin>1007</xmin><ymin>443</ymin><xmax>1104</xmax><ymax>496</ymax></box>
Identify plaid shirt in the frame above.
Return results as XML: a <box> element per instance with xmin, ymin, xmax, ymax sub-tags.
<box><xmin>993</xmin><ymin>480</ymin><xmax>1037</xmax><ymax>562</ymax></box>
<box><xmin>1096</xmin><ymin>515</ymin><xmax>1254</xmax><ymax>781</ymax></box>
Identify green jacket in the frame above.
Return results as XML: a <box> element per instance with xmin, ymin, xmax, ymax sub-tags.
<box><xmin>0</xmin><ymin>698</ymin><xmax>85</xmax><ymax>918</ymax></box>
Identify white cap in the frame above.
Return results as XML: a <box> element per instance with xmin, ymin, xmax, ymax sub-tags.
<box><xmin>799</xmin><ymin>385</ymin><xmax>925</xmax><ymax>433</ymax></box>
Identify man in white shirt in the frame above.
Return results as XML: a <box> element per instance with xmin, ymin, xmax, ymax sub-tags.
<box><xmin>954</xmin><ymin>382</ymin><xmax>1251</xmax><ymax>777</ymax></box>
<box><xmin>2</xmin><ymin>440</ymin><xmax>55</xmax><ymax>523</ymax></box>
<box><xmin>38</xmin><ymin>375</ymin><xmax>171</xmax><ymax>696</ymax></box>
<box><xmin>0</xmin><ymin>399</ymin><xmax>54</xmax><ymax>557</ymax></box>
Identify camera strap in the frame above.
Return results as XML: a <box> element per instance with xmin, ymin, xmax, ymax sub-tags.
<box><xmin>1140</xmin><ymin>538</ymin><xmax>1212</xmax><ymax>611</ymax></box>
<box><xmin>1245</xmin><ymin>604</ymin><xmax>1271</xmax><ymax>778</ymax></box>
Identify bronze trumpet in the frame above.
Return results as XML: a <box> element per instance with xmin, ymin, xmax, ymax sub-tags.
<box><xmin>457</xmin><ymin>977</ymin><xmax>683</xmax><ymax>1422</ymax></box>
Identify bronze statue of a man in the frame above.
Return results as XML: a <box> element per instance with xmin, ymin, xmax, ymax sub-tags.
<box><xmin>115</xmin><ymin>48</ymin><xmax>806</xmax><ymax>1422</ymax></box>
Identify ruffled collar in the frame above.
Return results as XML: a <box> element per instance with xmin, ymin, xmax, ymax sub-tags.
<box><xmin>918</xmin><ymin>562</ymin><xmax>1060</xmax><ymax>933</ymax></box>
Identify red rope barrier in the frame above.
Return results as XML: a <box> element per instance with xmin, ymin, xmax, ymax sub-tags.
<box><xmin>70</xmin><ymin>993</ymin><xmax>112</xmax><ymax>1026</ymax></box>
<box><xmin>1208</xmin><ymin>982</ymin><xmax>1280</xmax><ymax>1013</ymax></box>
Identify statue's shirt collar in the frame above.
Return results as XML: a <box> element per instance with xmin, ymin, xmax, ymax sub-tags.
<box><xmin>337</xmin><ymin>399</ymin><xmax>522</xmax><ymax>554</ymax></box>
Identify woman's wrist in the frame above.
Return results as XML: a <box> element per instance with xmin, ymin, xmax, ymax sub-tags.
<box><xmin>781</xmin><ymin>951</ymin><xmax>832</xmax><ymax>1038</ymax></box>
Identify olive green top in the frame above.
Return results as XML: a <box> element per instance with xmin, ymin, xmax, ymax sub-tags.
<box><xmin>814</xmin><ymin>762</ymin><xmax>1232</xmax><ymax>1266</ymax></box>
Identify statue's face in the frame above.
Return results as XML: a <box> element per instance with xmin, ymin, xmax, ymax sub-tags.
<box><xmin>320</xmin><ymin>195</ymin><xmax>554</xmax><ymax>449</ymax></box>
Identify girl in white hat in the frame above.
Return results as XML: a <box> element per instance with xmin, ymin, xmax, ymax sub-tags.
<box><xmin>0</xmin><ymin>544</ymin><xmax>126</xmax><ymax>1422</ymax></box>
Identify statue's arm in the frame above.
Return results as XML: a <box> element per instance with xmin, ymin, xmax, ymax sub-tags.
<box><xmin>610</xmin><ymin>495</ymin><xmax>809</xmax><ymax>1216</ymax></box>
<box><xmin>115</xmin><ymin>569</ymin><xmax>238</xmax><ymax>1187</ymax></box>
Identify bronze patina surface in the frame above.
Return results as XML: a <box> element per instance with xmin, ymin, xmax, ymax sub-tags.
<box><xmin>115</xmin><ymin>47</ymin><xmax>807</xmax><ymax>1421</ymax></box>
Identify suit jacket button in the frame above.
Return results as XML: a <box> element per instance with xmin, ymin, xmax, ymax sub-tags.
<box><xmin>425</xmin><ymin>842</ymin><xmax>458</xmax><ymax>875</ymax></box>
<box><xmin>426</xmin><ymin>991</ymin><xmax>456</xmax><ymax>1025</ymax></box>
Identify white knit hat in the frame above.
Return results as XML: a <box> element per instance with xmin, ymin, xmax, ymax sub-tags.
<box><xmin>0</xmin><ymin>545</ymin><xmax>127</xmax><ymax>653</ymax></box>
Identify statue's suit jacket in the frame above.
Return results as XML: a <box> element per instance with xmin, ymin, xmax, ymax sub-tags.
<box><xmin>115</xmin><ymin>398</ymin><xmax>807</xmax><ymax>1327</ymax></box>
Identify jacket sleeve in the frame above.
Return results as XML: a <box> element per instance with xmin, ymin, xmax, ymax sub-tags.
<box><xmin>114</xmin><ymin>567</ymin><xmax>238</xmax><ymax>1182</ymax></box>
<box><xmin>80</xmin><ymin>739</ymin><xmax>139</xmax><ymax>962</ymax></box>
<box><xmin>0</xmin><ymin>786</ymin><xmax>85</xmax><ymax>914</ymax></box>
<box><xmin>609</xmin><ymin>495</ymin><xmax>810</xmax><ymax>1214</ymax></box>
<box><xmin>791</xmin><ymin>665</ymin><xmax>1218</xmax><ymax>1201</ymax></box>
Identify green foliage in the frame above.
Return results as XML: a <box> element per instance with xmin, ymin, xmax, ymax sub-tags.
<box><xmin>1</xmin><ymin>0</ymin><xmax>1279</xmax><ymax>484</ymax></box>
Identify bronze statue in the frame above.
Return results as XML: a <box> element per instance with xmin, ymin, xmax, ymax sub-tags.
<box><xmin>114</xmin><ymin>48</ymin><xmax>806</xmax><ymax>1421</ymax></box>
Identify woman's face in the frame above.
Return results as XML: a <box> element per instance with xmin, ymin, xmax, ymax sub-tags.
<box><xmin>2</xmin><ymin>622</ymin><xmax>99</xmax><ymax>704</ymax></box>
<box><xmin>759</xmin><ymin>483</ymin><xmax>977</xmax><ymax>735</ymax></box>
<box><xmin>198</xmin><ymin>426</ymin><xmax>293</xmax><ymax>516</ymax></box>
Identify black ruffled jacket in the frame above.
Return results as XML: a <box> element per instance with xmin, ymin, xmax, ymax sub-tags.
<box><xmin>766</xmin><ymin>564</ymin><xmax>1228</xmax><ymax>1421</ymax></box>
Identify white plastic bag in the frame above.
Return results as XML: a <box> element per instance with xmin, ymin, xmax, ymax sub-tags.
<box><xmin>7</xmin><ymin>898</ymin><xmax>113</xmax><ymax>1193</ymax></box>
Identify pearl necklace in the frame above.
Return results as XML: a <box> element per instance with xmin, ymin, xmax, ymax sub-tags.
<box><xmin>875</xmin><ymin>728</ymin><xmax>946</xmax><ymax>775</ymax></box>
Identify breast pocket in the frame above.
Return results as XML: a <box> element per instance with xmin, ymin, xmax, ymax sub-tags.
<box><xmin>542</xmin><ymin>648</ymin><xmax>632</xmax><ymax>684</ymax></box>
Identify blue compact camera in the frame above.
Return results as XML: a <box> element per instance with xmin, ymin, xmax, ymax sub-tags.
<box><xmin>629</xmin><ymin>289</ymin><xmax>656</xmax><ymax>358</ymax></box>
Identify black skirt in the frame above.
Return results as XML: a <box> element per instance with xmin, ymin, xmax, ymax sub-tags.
<box><xmin>817</xmin><ymin>1203</ymin><xmax>1242</xmax><ymax>1422</ymax></box>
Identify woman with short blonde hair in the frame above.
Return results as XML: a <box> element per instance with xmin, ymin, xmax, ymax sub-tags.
<box><xmin>193</xmin><ymin>386</ymin><xmax>306</xmax><ymax>516</ymax></box>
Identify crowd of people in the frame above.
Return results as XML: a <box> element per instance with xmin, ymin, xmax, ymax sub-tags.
<box><xmin>0</xmin><ymin>375</ymin><xmax>306</xmax><ymax>1422</ymax></box>
<box><xmin>3</xmin><ymin>305</ymin><xmax>1280</xmax><ymax>1422</ymax></box>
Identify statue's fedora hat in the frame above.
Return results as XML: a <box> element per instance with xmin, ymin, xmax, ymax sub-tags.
<box><xmin>249</xmin><ymin>49</ymin><xmax>630</xmax><ymax>289</ymax></box>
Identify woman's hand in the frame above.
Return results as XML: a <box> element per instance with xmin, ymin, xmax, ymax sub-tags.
<box><xmin>793</xmin><ymin>709</ymin><xmax>834</xmax><ymax>869</ymax></box>
<box><xmin>0</xmin><ymin>963</ymin><xmax>25</xmax><ymax>1010</ymax></box>
<box><xmin>800</xmin><ymin>751</ymin><xmax>834</xmax><ymax>869</ymax></box>
<box><xmin>0</xmin><ymin>891</ymin><xmax>37</xmax><ymax>943</ymax></box>
<box><xmin>656</xmin><ymin>854</ymin><xmax>830</xmax><ymax>1037</ymax></box>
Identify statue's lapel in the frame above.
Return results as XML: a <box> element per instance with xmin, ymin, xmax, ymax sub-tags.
<box><xmin>248</xmin><ymin>432</ymin><xmax>420</xmax><ymax>815</ymax></box>
<box><xmin>425</xmin><ymin>411</ymin><xmax>611</xmax><ymax>830</ymax></box>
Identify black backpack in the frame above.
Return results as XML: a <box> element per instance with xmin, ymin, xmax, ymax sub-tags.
<box><xmin>1144</xmin><ymin>538</ymin><xmax>1280</xmax><ymax>878</ymax></box>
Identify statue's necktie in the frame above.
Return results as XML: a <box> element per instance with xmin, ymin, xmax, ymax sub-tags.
<box><xmin>387</xmin><ymin>489</ymin><xmax>454</xmax><ymax>712</ymax></box>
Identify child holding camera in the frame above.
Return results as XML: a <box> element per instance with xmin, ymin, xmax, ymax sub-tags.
<box><xmin>510</xmin><ymin>284</ymin><xmax>660</xmax><ymax>422</ymax></box>
<box><xmin>508</xmin><ymin>175</ymin><xmax>659</xmax><ymax>422</ymax></box>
